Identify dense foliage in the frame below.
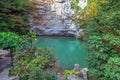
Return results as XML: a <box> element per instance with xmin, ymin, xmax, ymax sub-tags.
<box><xmin>0</xmin><ymin>0</ymin><xmax>36</xmax><ymax>49</ymax></box>
<box><xmin>10</xmin><ymin>47</ymin><xmax>57</xmax><ymax>80</ymax></box>
<box><xmin>0</xmin><ymin>0</ymin><xmax>33</xmax><ymax>34</ymax></box>
<box><xmin>72</xmin><ymin>0</ymin><xmax>120</xmax><ymax>80</ymax></box>
<box><xmin>0</xmin><ymin>32</ymin><xmax>23</xmax><ymax>50</ymax></box>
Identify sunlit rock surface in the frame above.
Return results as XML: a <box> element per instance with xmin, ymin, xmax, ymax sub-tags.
<box><xmin>29</xmin><ymin>0</ymin><xmax>87</xmax><ymax>37</ymax></box>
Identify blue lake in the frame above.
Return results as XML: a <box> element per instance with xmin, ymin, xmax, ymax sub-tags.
<box><xmin>35</xmin><ymin>36</ymin><xmax>88</xmax><ymax>69</ymax></box>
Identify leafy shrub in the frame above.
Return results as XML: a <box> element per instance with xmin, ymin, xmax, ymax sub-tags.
<box><xmin>0</xmin><ymin>0</ymin><xmax>33</xmax><ymax>34</ymax></box>
<box><xmin>103</xmin><ymin>57</ymin><xmax>120</xmax><ymax>80</ymax></box>
<box><xmin>0</xmin><ymin>32</ymin><xmax>23</xmax><ymax>50</ymax></box>
<box><xmin>29</xmin><ymin>70</ymin><xmax>57</xmax><ymax>80</ymax></box>
<box><xmin>10</xmin><ymin>47</ymin><xmax>56</xmax><ymax>80</ymax></box>
<box><xmin>64</xmin><ymin>70</ymin><xmax>79</xmax><ymax>78</ymax></box>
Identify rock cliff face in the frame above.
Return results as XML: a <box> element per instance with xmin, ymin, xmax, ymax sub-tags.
<box><xmin>29</xmin><ymin>0</ymin><xmax>87</xmax><ymax>37</ymax></box>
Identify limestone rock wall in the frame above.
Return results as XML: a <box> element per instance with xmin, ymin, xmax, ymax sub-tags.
<box><xmin>29</xmin><ymin>0</ymin><xmax>87</xmax><ymax>37</ymax></box>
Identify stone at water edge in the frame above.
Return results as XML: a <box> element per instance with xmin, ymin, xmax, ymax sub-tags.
<box><xmin>73</xmin><ymin>64</ymin><xmax>88</xmax><ymax>80</ymax></box>
<box><xmin>79</xmin><ymin>68</ymin><xmax>88</xmax><ymax>80</ymax></box>
<box><xmin>74</xmin><ymin>64</ymin><xmax>80</xmax><ymax>72</ymax></box>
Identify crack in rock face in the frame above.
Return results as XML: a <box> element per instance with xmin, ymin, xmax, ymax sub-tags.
<box><xmin>29</xmin><ymin>0</ymin><xmax>87</xmax><ymax>37</ymax></box>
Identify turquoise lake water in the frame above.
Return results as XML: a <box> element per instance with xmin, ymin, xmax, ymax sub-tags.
<box><xmin>35</xmin><ymin>36</ymin><xmax>88</xmax><ymax>69</ymax></box>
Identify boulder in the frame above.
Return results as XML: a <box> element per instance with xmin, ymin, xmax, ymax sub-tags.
<box><xmin>0</xmin><ymin>56</ymin><xmax>19</xmax><ymax>80</ymax></box>
<box><xmin>0</xmin><ymin>50</ymin><xmax>9</xmax><ymax>58</ymax></box>
<box><xmin>0</xmin><ymin>58</ymin><xmax>11</xmax><ymax>72</ymax></box>
<box><xmin>0</xmin><ymin>69</ymin><xmax>19</xmax><ymax>80</ymax></box>
<box><xmin>79</xmin><ymin>68</ymin><xmax>88</xmax><ymax>80</ymax></box>
<box><xmin>68</xmin><ymin>74</ymin><xmax>84</xmax><ymax>80</ymax></box>
<box><xmin>74</xmin><ymin>64</ymin><xmax>80</xmax><ymax>72</ymax></box>
<box><xmin>73</xmin><ymin>64</ymin><xmax>88</xmax><ymax>80</ymax></box>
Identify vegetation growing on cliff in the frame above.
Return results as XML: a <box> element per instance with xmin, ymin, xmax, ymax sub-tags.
<box><xmin>73</xmin><ymin>0</ymin><xmax>120</xmax><ymax>79</ymax></box>
<box><xmin>0</xmin><ymin>0</ymin><xmax>33</xmax><ymax>34</ymax></box>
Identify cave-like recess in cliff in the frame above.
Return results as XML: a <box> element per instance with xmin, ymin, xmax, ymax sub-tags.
<box><xmin>35</xmin><ymin>36</ymin><xmax>88</xmax><ymax>69</ymax></box>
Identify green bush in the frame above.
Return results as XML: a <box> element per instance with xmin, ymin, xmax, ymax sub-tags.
<box><xmin>0</xmin><ymin>32</ymin><xmax>23</xmax><ymax>50</ymax></box>
<box><xmin>29</xmin><ymin>70</ymin><xmax>57</xmax><ymax>80</ymax></box>
<box><xmin>64</xmin><ymin>70</ymin><xmax>79</xmax><ymax>78</ymax></box>
<box><xmin>103</xmin><ymin>57</ymin><xmax>120</xmax><ymax>80</ymax></box>
<box><xmin>10</xmin><ymin>47</ymin><xmax>56</xmax><ymax>80</ymax></box>
<box><xmin>0</xmin><ymin>0</ymin><xmax>33</xmax><ymax>34</ymax></box>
